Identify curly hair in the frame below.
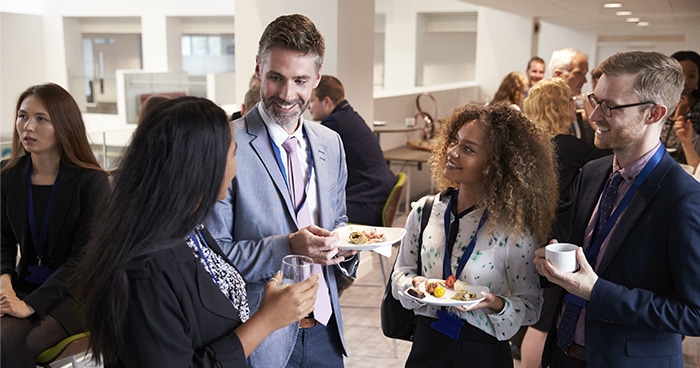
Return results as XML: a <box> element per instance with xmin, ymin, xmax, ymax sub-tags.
<box><xmin>524</xmin><ymin>78</ymin><xmax>574</xmax><ymax>136</ymax></box>
<box><xmin>430</xmin><ymin>104</ymin><xmax>558</xmax><ymax>244</ymax></box>
<box><xmin>490</xmin><ymin>71</ymin><xmax>528</xmax><ymax>108</ymax></box>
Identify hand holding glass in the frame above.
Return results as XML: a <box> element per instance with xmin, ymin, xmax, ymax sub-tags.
<box><xmin>281</xmin><ymin>255</ymin><xmax>313</xmax><ymax>287</ymax></box>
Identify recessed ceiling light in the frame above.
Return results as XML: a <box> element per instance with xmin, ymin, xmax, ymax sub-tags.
<box><xmin>626</xmin><ymin>17</ymin><xmax>640</xmax><ymax>22</ymax></box>
<box><xmin>637</xmin><ymin>21</ymin><xmax>649</xmax><ymax>26</ymax></box>
<box><xmin>604</xmin><ymin>3</ymin><xmax>623</xmax><ymax>8</ymax></box>
<box><xmin>616</xmin><ymin>11</ymin><xmax>632</xmax><ymax>16</ymax></box>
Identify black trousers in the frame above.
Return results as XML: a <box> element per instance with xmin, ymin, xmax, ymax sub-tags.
<box><xmin>406</xmin><ymin>315</ymin><xmax>513</xmax><ymax>368</ymax></box>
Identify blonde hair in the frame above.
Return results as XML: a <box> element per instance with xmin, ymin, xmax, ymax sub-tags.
<box><xmin>523</xmin><ymin>78</ymin><xmax>573</xmax><ymax>136</ymax></box>
<box><xmin>430</xmin><ymin>104</ymin><xmax>558</xmax><ymax>244</ymax></box>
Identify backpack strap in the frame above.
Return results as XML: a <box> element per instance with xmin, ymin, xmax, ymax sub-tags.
<box><xmin>416</xmin><ymin>195</ymin><xmax>434</xmax><ymax>275</ymax></box>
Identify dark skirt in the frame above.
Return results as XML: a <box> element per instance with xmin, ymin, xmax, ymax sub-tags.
<box><xmin>406</xmin><ymin>315</ymin><xmax>513</xmax><ymax>368</ymax></box>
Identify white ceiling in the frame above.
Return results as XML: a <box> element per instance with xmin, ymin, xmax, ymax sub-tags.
<box><xmin>458</xmin><ymin>0</ymin><xmax>700</xmax><ymax>36</ymax></box>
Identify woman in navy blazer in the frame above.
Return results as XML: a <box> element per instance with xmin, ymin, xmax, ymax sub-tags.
<box><xmin>1</xmin><ymin>83</ymin><xmax>109</xmax><ymax>367</ymax></box>
<box><xmin>79</xmin><ymin>97</ymin><xmax>318</xmax><ymax>367</ymax></box>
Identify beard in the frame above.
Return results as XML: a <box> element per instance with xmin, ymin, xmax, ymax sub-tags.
<box><xmin>261</xmin><ymin>95</ymin><xmax>309</xmax><ymax>129</ymax></box>
<box><xmin>594</xmin><ymin>111</ymin><xmax>646</xmax><ymax>152</ymax></box>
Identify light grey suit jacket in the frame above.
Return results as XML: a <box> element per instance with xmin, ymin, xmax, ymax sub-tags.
<box><xmin>205</xmin><ymin>107</ymin><xmax>358</xmax><ymax>367</ymax></box>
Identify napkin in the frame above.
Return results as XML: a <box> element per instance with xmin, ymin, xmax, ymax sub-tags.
<box><xmin>372</xmin><ymin>243</ymin><xmax>393</xmax><ymax>258</ymax></box>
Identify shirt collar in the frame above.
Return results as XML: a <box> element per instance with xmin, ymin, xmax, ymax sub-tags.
<box><xmin>612</xmin><ymin>141</ymin><xmax>661</xmax><ymax>183</ymax></box>
<box><xmin>256</xmin><ymin>103</ymin><xmax>305</xmax><ymax>146</ymax></box>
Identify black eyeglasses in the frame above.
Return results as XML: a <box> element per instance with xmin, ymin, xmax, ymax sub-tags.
<box><xmin>586</xmin><ymin>93</ymin><xmax>656</xmax><ymax>117</ymax></box>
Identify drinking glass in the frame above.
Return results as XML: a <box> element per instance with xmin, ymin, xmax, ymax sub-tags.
<box><xmin>280</xmin><ymin>255</ymin><xmax>313</xmax><ymax>287</ymax></box>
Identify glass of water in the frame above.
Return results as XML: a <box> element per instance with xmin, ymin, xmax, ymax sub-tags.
<box><xmin>280</xmin><ymin>255</ymin><xmax>313</xmax><ymax>287</ymax></box>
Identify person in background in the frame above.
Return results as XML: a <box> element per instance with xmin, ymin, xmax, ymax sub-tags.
<box><xmin>231</xmin><ymin>74</ymin><xmax>262</xmax><ymax>121</ymax></box>
<box><xmin>392</xmin><ymin>104</ymin><xmax>558</xmax><ymax>368</ymax></box>
<box><xmin>525</xmin><ymin>56</ymin><xmax>546</xmax><ymax>96</ymax></box>
<box><xmin>79</xmin><ymin>97</ymin><xmax>318</xmax><ymax>367</ymax></box>
<box><xmin>204</xmin><ymin>14</ymin><xmax>359</xmax><ymax>368</ymax></box>
<box><xmin>534</xmin><ymin>51</ymin><xmax>700</xmax><ymax>368</ymax></box>
<box><xmin>1</xmin><ymin>83</ymin><xmax>109</xmax><ymax>368</ymax></box>
<box><xmin>519</xmin><ymin>77</ymin><xmax>610</xmax><ymax>368</ymax></box>
<box><xmin>489</xmin><ymin>71</ymin><xmax>528</xmax><ymax>110</ymax></box>
<box><xmin>660</xmin><ymin>50</ymin><xmax>700</xmax><ymax>167</ymax></box>
<box><xmin>137</xmin><ymin>94</ymin><xmax>171</xmax><ymax>125</ymax></box>
<box><xmin>309</xmin><ymin>75</ymin><xmax>396</xmax><ymax>227</ymax></box>
<box><xmin>549</xmin><ymin>48</ymin><xmax>591</xmax><ymax>143</ymax></box>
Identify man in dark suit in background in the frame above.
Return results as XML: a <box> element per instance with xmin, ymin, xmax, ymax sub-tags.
<box><xmin>309</xmin><ymin>75</ymin><xmax>396</xmax><ymax>227</ymax></box>
<box><xmin>534</xmin><ymin>51</ymin><xmax>700</xmax><ymax>368</ymax></box>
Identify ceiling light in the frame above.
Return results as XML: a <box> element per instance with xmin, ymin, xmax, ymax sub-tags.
<box><xmin>616</xmin><ymin>11</ymin><xmax>632</xmax><ymax>16</ymax></box>
<box><xmin>626</xmin><ymin>17</ymin><xmax>640</xmax><ymax>22</ymax></box>
<box><xmin>637</xmin><ymin>21</ymin><xmax>649</xmax><ymax>26</ymax></box>
<box><xmin>604</xmin><ymin>3</ymin><xmax>623</xmax><ymax>8</ymax></box>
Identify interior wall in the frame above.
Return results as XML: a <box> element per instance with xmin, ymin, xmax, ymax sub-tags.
<box><xmin>0</xmin><ymin>13</ymin><xmax>46</xmax><ymax>139</ymax></box>
<box><xmin>536</xmin><ymin>21</ymin><xmax>596</xmax><ymax>94</ymax></box>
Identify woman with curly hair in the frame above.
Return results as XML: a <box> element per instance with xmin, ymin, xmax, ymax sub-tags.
<box><xmin>391</xmin><ymin>104</ymin><xmax>558</xmax><ymax>368</ymax></box>
<box><xmin>489</xmin><ymin>71</ymin><xmax>529</xmax><ymax>110</ymax></box>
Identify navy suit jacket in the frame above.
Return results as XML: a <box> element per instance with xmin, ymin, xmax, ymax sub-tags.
<box><xmin>544</xmin><ymin>151</ymin><xmax>700</xmax><ymax>368</ymax></box>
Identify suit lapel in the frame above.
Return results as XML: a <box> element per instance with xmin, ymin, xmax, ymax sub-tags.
<box><xmin>596</xmin><ymin>155</ymin><xmax>669</xmax><ymax>274</ymax></box>
<box><xmin>304</xmin><ymin>125</ymin><xmax>333</xmax><ymax>230</ymax></box>
<box><xmin>46</xmin><ymin>162</ymin><xmax>77</xmax><ymax>257</ymax></box>
<box><xmin>244</xmin><ymin>109</ymin><xmax>297</xmax><ymax>225</ymax></box>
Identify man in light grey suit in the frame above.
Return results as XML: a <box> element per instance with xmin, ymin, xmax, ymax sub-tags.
<box><xmin>205</xmin><ymin>14</ymin><xmax>359</xmax><ymax>368</ymax></box>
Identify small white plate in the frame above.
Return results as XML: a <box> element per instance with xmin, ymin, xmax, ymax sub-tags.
<box><xmin>408</xmin><ymin>279</ymin><xmax>488</xmax><ymax>307</ymax></box>
<box><xmin>335</xmin><ymin>225</ymin><xmax>406</xmax><ymax>250</ymax></box>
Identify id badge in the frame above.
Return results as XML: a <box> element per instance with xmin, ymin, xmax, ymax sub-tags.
<box><xmin>431</xmin><ymin>309</ymin><xmax>464</xmax><ymax>340</ymax></box>
<box><xmin>25</xmin><ymin>265</ymin><xmax>54</xmax><ymax>284</ymax></box>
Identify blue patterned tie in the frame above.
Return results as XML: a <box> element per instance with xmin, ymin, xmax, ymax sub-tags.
<box><xmin>557</xmin><ymin>172</ymin><xmax>622</xmax><ymax>350</ymax></box>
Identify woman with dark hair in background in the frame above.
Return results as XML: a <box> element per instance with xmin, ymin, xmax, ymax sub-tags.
<box><xmin>661</xmin><ymin>50</ymin><xmax>700</xmax><ymax>167</ymax></box>
<box><xmin>392</xmin><ymin>104</ymin><xmax>558</xmax><ymax>368</ymax></box>
<box><xmin>1</xmin><ymin>83</ymin><xmax>109</xmax><ymax>367</ymax></box>
<box><xmin>79</xmin><ymin>97</ymin><xmax>318</xmax><ymax>367</ymax></box>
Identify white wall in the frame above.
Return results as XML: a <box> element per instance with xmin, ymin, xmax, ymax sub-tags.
<box><xmin>1</xmin><ymin>13</ymin><xmax>46</xmax><ymax>139</ymax></box>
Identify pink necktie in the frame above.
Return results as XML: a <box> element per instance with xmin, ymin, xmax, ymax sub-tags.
<box><xmin>281</xmin><ymin>137</ymin><xmax>332</xmax><ymax>325</ymax></box>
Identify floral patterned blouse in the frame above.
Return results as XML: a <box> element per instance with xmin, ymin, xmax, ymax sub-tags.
<box><xmin>186</xmin><ymin>224</ymin><xmax>250</xmax><ymax>322</ymax></box>
<box><xmin>391</xmin><ymin>192</ymin><xmax>542</xmax><ymax>341</ymax></box>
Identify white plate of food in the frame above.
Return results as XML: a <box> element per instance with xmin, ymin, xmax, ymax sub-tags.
<box><xmin>406</xmin><ymin>279</ymin><xmax>488</xmax><ymax>307</ymax></box>
<box><xmin>335</xmin><ymin>225</ymin><xmax>407</xmax><ymax>250</ymax></box>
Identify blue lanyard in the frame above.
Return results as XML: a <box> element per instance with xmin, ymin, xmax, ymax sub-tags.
<box><xmin>586</xmin><ymin>144</ymin><xmax>665</xmax><ymax>267</ymax></box>
<box><xmin>269</xmin><ymin>128</ymin><xmax>314</xmax><ymax>211</ymax></box>
<box><xmin>442</xmin><ymin>190</ymin><xmax>488</xmax><ymax>280</ymax></box>
<box><xmin>26</xmin><ymin>166</ymin><xmax>57</xmax><ymax>265</ymax></box>
<box><xmin>190</xmin><ymin>229</ymin><xmax>221</xmax><ymax>289</ymax></box>
<box><xmin>565</xmin><ymin>144</ymin><xmax>665</xmax><ymax>309</ymax></box>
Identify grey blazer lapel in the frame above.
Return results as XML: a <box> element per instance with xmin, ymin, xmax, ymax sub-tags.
<box><xmin>595</xmin><ymin>157</ymin><xmax>668</xmax><ymax>274</ymax></box>
<box><xmin>244</xmin><ymin>109</ymin><xmax>297</xmax><ymax>223</ymax></box>
<box><xmin>304</xmin><ymin>124</ymin><xmax>333</xmax><ymax>229</ymax></box>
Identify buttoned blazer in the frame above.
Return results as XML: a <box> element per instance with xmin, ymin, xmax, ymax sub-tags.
<box><xmin>205</xmin><ymin>107</ymin><xmax>357</xmax><ymax>367</ymax></box>
<box><xmin>544</xmin><ymin>152</ymin><xmax>700</xmax><ymax>368</ymax></box>
<box><xmin>1</xmin><ymin>155</ymin><xmax>109</xmax><ymax>329</ymax></box>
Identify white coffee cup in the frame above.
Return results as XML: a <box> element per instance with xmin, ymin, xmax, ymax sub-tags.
<box><xmin>545</xmin><ymin>243</ymin><xmax>579</xmax><ymax>272</ymax></box>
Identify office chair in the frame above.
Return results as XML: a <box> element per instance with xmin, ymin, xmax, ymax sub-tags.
<box><xmin>378</xmin><ymin>172</ymin><xmax>407</xmax><ymax>285</ymax></box>
<box><xmin>36</xmin><ymin>332</ymin><xmax>90</xmax><ymax>368</ymax></box>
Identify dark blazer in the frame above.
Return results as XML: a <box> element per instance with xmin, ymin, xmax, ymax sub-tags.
<box><xmin>1</xmin><ymin>155</ymin><xmax>108</xmax><ymax>330</ymax></box>
<box><xmin>118</xmin><ymin>228</ymin><xmax>246</xmax><ymax>368</ymax></box>
<box><xmin>321</xmin><ymin>100</ymin><xmax>396</xmax><ymax>225</ymax></box>
<box><xmin>543</xmin><ymin>151</ymin><xmax>700</xmax><ymax>368</ymax></box>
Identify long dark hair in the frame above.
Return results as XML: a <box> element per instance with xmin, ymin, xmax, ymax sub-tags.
<box><xmin>78</xmin><ymin>96</ymin><xmax>232</xmax><ymax>362</ymax></box>
<box><xmin>671</xmin><ymin>50</ymin><xmax>700</xmax><ymax>99</ymax></box>
<box><xmin>3</xmin><ymin>83</ymin><xmax>103</xmax><ymax>173</ymax></box>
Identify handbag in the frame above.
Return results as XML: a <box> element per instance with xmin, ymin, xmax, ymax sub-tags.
<box><xmin>380</xmin><ymin>195</ymin><xmax>434</xmax><ymax>341</ymax></box>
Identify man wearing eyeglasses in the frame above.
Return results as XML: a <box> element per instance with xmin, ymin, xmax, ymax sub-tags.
<box><xmin>534</xmin><ymin>51</ymin><xmax>700</xmax><ymax>368</ymax></box>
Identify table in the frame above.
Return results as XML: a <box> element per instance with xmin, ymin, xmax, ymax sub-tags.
<box><xmin>373</xmin><ymin>125</ymin><xmax>422</xmax><ymax>143</ymax></box>
<box><xmin>382</xmin><ymin>145</ymin><xmax>432</xmax><ymax>213</ymax></box>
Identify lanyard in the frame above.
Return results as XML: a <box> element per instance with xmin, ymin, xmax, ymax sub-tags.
<box><xmin>269</xmin><ymin>128</ymin><xmax>314</xmax><ymax>212</ymax></box>
<box><xmin>27</xmin><ymin>166</ymin><xmax>57</xmax><ymax>265</ymax></box>
<box><xmin>586</xmin><ymin>144</ymin><xmax>664</xmax><ymax>267</ymax></box>
<box><xmin>442</xmin><ymin>190</ymin><xmax>488</xmax><ymax>280</ymax></box>
<box><xmin>190</xmin><ymin>229</ymin><xmax>221</xmax><ymax>289</ymax></box>
<box><xmin>565</xmin><ymin>144</ymin><xmax>665</xmax><ymax>309</ymax></box>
